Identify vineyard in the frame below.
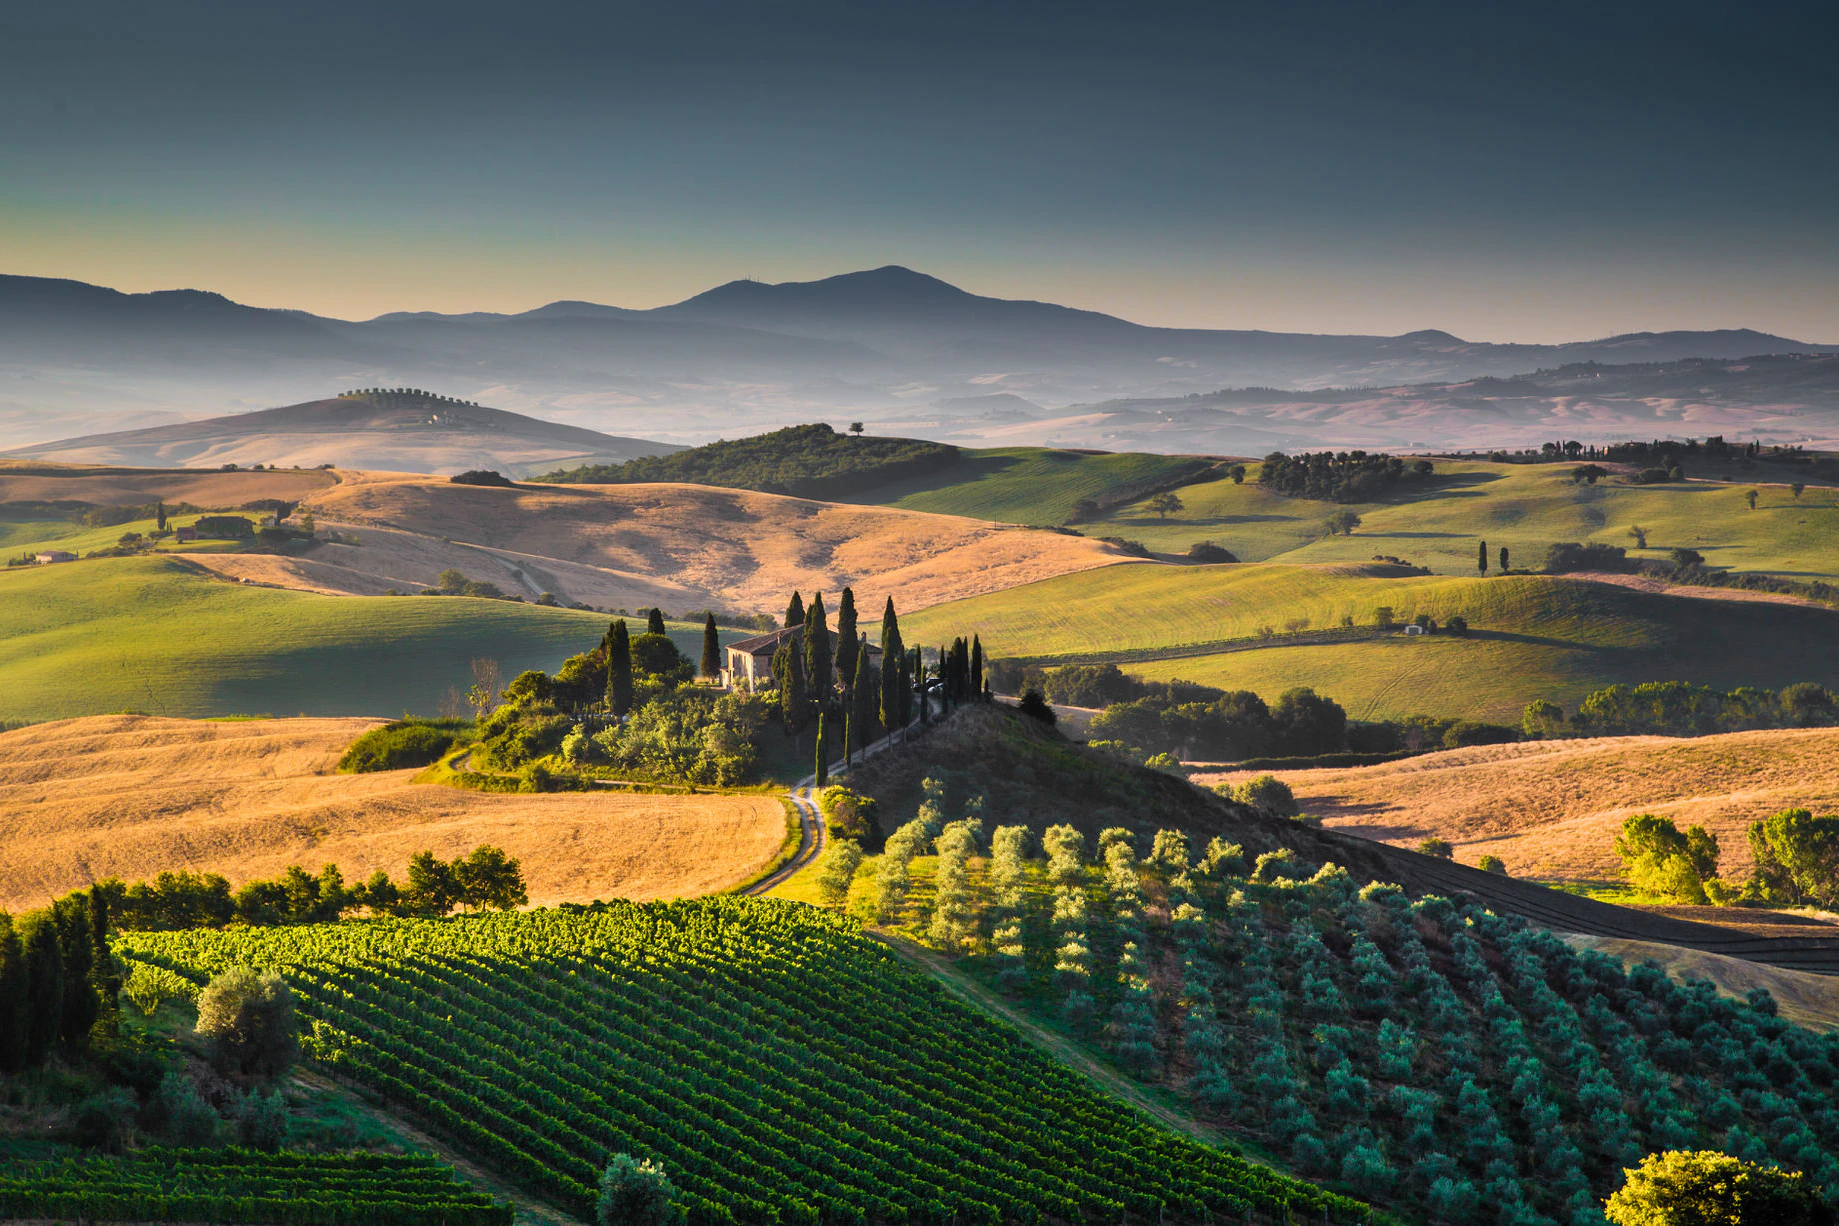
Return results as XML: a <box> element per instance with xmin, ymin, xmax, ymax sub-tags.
<box><xmin>115</xmin><ymin>899</ymin><xmax>1378</xmax><ymax>1226</ymax></box>
<box><xmin>0</xmin><ymin>1148</ymin><xmax>509</xmax><ymax>1226</ymax></box>
<box><xmin>866</xmin><ymin>818</ymin><xmax>1839</xmax><ymax>1225</ymax></box>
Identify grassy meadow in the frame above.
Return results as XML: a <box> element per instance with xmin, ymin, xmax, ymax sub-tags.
<box><xmin>845</xmin><ymin>446</ymin><xmax>1212</xmax><ymax>524</ymax></box>
<box><xmin>905</xmin><ymin>563</ymin><xmax>1839</xmax><ymax>722</ymax></box>
<box><xmin>0</xmin><ymin>555</ymin><xmax>726</xmax><ymax>721</ymax></box>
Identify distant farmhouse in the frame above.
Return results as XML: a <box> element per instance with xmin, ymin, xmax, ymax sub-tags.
<box><xmin>724</xmin><ymin>625</ymin><xmax>881</xmax><ymax>690</ymax></box>
<box><xmin>33</xmin><ymin>550</ymin><xmax>75</xmax><ymax>564</ymax></box>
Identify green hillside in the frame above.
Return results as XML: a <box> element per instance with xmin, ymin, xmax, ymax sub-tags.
<box><xmin>118</xmin><ymin>899</ymin><xmax>1374</xmax><ymax>1224</ymax></box>
<box><xmin>1066</xmin><ymin>460</ymin><xmax>1839</xmax><ymax>579</ymax></box>
<box><xmin>904</xmin><ymin>563</ymin><xmax>1839</xmax><ymax>722</ymax></box>
<box><xmin>848</xmin><ymin>446</ymin><xmax>1218</xmax><ymax>525</ymax></box>
<box><xmin>0</xmin><ymin>556</ymin><xmax>721</xmax><ymax>721</ymax></box>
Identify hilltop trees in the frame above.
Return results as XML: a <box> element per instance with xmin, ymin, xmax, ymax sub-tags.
<box><xmin>1499</xmin><ymin>545</ymin><xmax>1509</xmax><ymax>571</ymax></box>
<box><xmin>1148</xmin><ymin>492</ymin><xmax>1184</xmax><ymax>519</ymax></box>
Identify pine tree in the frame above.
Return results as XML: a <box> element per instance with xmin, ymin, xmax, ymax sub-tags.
<box><xmin>804</xmin><ymin>593</ymin><xmax>832</xmax><ymax>706</ymax></box>
<box><xmin>970</xmin><ymin>635</ymin><xmax>984</xmax><ymax>700</ymax></box>
<box><xmin>646</xmin><ymin>607</ymin><xmax>667</xmax><ymax>636</ymax></box>
<box><xmin>605</xmin><ymin>620</ymin><xmax>634</xmax><ymax>716</ymax></box>
<box><xmin>835</xmin><ymin>588</ymin><xmax>858</xmax><ymax>697</ymax></box>
<box><xmin>700</xmin><ymin>613</ymin><xmax>721</xmax><ymax>681</ymax></box>
<box><xmin>784</xmin><ymin>592</ymin><xmax>805</xmax><ymax>628</ymax></box>
<box><xmin>1478</xmin><ymin>539</ymin><xmax>1488</xmax><ymax>573</ymax></box>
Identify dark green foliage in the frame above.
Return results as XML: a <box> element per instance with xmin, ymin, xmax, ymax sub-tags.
<box><xmin>52</xmin><ymin>892</ymin><xmax>100</xmax><ymax>1049</ymax></box>
<box><xmin>814</xmin><ymin>712</ymin><xmax>828</xmax><ymax>786</ymax></box>
<box><xmin>1259</xmin><ymin>451</ymin><xmax>1435</xmax><ymax>502</ymax></box>
<box><xmin>0</xmin><ymin>915</ymin><xmax>27</xmax><ymax>1072</ymax></box>
<box><xmin>338</xmin><ymin>718</ymin><xmax>473</xmax><ymax>772</ymax></box>
<box><xmin>850</xmin><ymin>647</ymin><xmax>879</xmax><ymax>755</ymax></box>
<box><xmin>606</xmin><ymin>619</ymin><xmax>634</xmax><ymax>716</ymax></box>
<box><xmin>449</xmin><ymin>470</ymin><xmax>516</xmax><ymax>487</ymax></box>
<box><xmin>0</xmin><ymin>1149</ymin><xmax>510</xmax><ymax>1225</ymax></box>
<box><xmin>596</xmin><ymin>1155</ymin><xmax>678</xmax><ymax>1226</ymax></box>
<box><xmin>1040</xmin><ymin>662</ymin><xmax>1144</xmax><ymax>707</ymax></box>
<box><xmin>700</xmin><ymin>613</ymin><xmax>720</xmax><ymax>680</ymax></box>
<box><xmin>880</xmin><ymin>598</ymin><xmax>905</xmax><ymax>736</ymax></box>
<box><xmin>193</xmin><ymin>515</ymin><xmax>255</xmax><ymax>538</ymax></box>
<box><xmin>783</xmin><ymin>591</ymin><xmax>804</xmax><ymax>628</ymax></box>
<box><xmin>1017</xmin><ymin>690</ymin><xmax>1056</xmax><ymax>725</ymax></box>
<box><xmin>195</xmin><ymin>967</ymin><xmax>299</xmax><ymax>1079</ymax></box>
<box><xmin>774</xmin><ymin>643</ymin><xmax>807</xmax><ymax>734</ymax></box>
<box><xmin>121</xmin><ymin>900</ymin><xmax>1373</xmax><ymax>1225</ymax></box>
<box><xmin>1188</xmin><ymin>541</ymin><xmax>1239</xmax><ymax>563</ymax></box>
<box><xmin>1749</xmin><ymin>808</ymin><xmax>1839</xmax><ymax>908</ymax></box>
<box><xmin>835</xmin><ymin>587</ymin><xmax>858</xmax><ymax>698</ymax></box>
<box><xmin>1543</xmin><ymin>541</ymin><xmax>1631</xmax><ymax>572</ymax></box>
<box><xmin>536</xmin><ymin>422</ymin><xmax>959</xmax><ymax>497</ymax></box>
<box><xmin>1477</xmin><ymin>539</ymin><xmax>1488</xmax><ymax>573</ymax></box>
<box><xmin>1571</xmin><ymin>680</ymin><xmax>1838</xmax><ymax>737</ymax></box>
<box><xmin>422</xmin><ymin>568</ymin><xmax>512</xmax><ymax>600</ymax></box>
<box><xmin>18</xmin><ymin>911</ymin><xmax>64</xmax><ymax>1065</ymax></box>
<box><xmin>804</xmin><ymin>592</ymin><xmax>832</xmax><ymax>703</ymax></box>
<box><xmin>645</xmin><ymin>607</ymin><xmax>667</xmax><ymax>636</ymax></box>
<box><xmin>970</xmin><ymin>635</ymin><xmax>984</xmax><ymax>699</ymax></box>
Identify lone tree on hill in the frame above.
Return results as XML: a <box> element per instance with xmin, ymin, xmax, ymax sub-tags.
<box><xmin>1148</xmin><ymin>492</ymin><xmax>1184</xmax><ymax>519</ymax></box>
<box><xmin>804</xmin><ymin>592</ymin><xmax>833</xmax><ymax>705</ymax></box>
<box><xmin>646</xmin><ymin>607</ymin><xmax>667</xmax><ymax>636</ymax></box>
<box><xmin>784</xmin><ymin>591</ymin><xmax>804</xmax><ymax>628</ymax></box>
<box><xmin>1228</xmin><ymin>464</ymin><xmax>1247</xmax><ymax>483</ymax></box>
<box><xmin>835</xmin><ymin>588</ymin><xmax>859</xmax><ymax>698</ymax></box>
<box><xmin>1326</xmin><ymin>510</ymin><xmax>1362</xmax><ymax>536</ymax></box>
<box><xmin>1477</xmin><ymin>539</ymin><xmax>1488</xmax><ymax>573</ymax></box>
<box><xmin>156</xmin><ymin>501</ymin><xmax>167</xmax><ymax>532</ymax></box>
<box><xmin>1629</xmin><ymin>525</ymin><xmax>1649</xmax><ymax>549</ymax></box>
<box><xmin>700</xmin><ymin>613</ymin><xmax>721</xmax><ymax>681</ymax></box>
<box><xmin>849</xmin><ymin>421</ymin><xmax>865</xmax><ymax>437</ymax></box>
<box><xmin>606</xmin><ymin>620</ymin><xmax>634</xmax><ymax>716</ymax></box>
<box><xmin>1499</xmin><ymin>545</ymin><xmax>1509</xmax><ymax>571</ymax></box>
<box><xmin>1792</xmin><ymin>482</ymin><xmax>1806</xmax><ymax>501</ymax></box>
<box><xmin>1746</xmin><ymin>489</ymin><xmax>1760</xmax><ymax>510</ymax></box>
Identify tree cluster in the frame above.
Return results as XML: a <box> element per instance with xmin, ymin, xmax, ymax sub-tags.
<box><xmin>1525</xmin><ymin>681</ymin><xmax>1837</xmax><ymax>739</ymax></box>
<box><xmin>1258</xmin><ymin>451</ymin><xmax>1435</xmax><ymax>503</ymax></box>
<box><xmin>534</xmin><ymin>423</ymin><xmax>959</xmax><ymax>498</ymax></box>
<box><xmin>0</xmin><ymin>888</ymin><xmax>118</xmax><ymax>1074</ymax></box>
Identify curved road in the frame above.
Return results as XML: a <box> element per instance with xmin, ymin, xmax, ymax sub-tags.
<box><xmin>746</xmin><ymin>782</ymin><xmax>826</xmax><ymax>895</ymax></box>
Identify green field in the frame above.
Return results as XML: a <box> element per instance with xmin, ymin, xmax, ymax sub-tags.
<box><xmin>118</xmin><ymin>899</ymin><xmax>1373</xmax><ymax>1225</ymax></box>
<box><xmin>873</xmin><ymin>457</ymin><xmax>1839</xmax><ymax>579</ymax></box>
<box><xmin>845</xmin><ymin>447</ymin><xmax>1215</xmax><ymax>525</ymax></box>
<box><xmin>0</xmin><ymin>556</ymin><xmax>725</xmax><ymax>721</ymax></box>
<box><xmin>0</xmin><ymin>509</ymin><xmax>265</xmax><ymax>562</ymax></box>
<box><xmin>906</xmin><ymin>563</ymin><xmax>1839</xmax><ymax>722</ymax></box>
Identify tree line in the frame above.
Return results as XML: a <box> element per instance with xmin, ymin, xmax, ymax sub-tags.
<box><xmin>1258</xmin><ymin>451</ymin><xmax>1436</xmax><ymax>503</ymax></box>
<box><xmin>1525</xmin><ymin>680</ymin><xmax>1836</xmax><ymax>740</ymax></box>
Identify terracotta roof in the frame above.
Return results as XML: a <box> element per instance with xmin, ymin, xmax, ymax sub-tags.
<box><xmin>727</xmin><ymin>625</ymin><xmax>885</xmax><ymax>658</ymax></box>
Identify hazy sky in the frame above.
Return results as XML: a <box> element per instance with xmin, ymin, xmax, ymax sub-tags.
<box><xmin>4</xmin><ymin>0</ymin><xmax>1835</xmax><ymax>341</ymax></box>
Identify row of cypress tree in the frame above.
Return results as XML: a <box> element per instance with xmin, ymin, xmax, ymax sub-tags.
<box><xmin>0</xmin><ymin>889</ymin><xmax>119</xmax><ymax>1073</ymax></box>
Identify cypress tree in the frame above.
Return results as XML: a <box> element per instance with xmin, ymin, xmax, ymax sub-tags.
<box><xmin>52</xmin><ymin>894</ymin><xmax>98</xmax><ymax>1051</ymax></box>
<box><xmin>881</xmin><ymin>606</ymin><xmax>905</xmax><ymax>737</ymax></box>
<box><xmin>915</xmin><ymin>650</ymin><xmax>929</xmax><ymax>725</ymax></box>
<box><xmin>646</xmin><ymin>607</ymin><xmax>667</xmax><ymax>636</ymax></box>
<box><xmin>18</xmin><ymin>912</ymin><xmax>62</xmax><ymax>1066</ymax></box>
<box><xmin>700</xmin><ymin>613</ymin><xmax>721</xmax><ymax>681</ymax></box>
<box><xmin>606</xmin><ymin>620</ymin><xmax>634</xmax><ymax>716</ymax></box>
<box><xmin>853</xmin><ymin>647</ymin><xmax>878</xmax><ymax>756</ymax></box>
<box><xmin>899</xmin><ymin>647</ymin><xmax>914</xmax><ymax>726</ymax></box>
<box><xmin>156</xmin><ymin>501</ymin><xmax>167</xmax><ymax>532</ymax></box>
<box><xmin>1500</xmin><ymin>545</ymin><xmax>1509</xmax><ymax>571</ymax></box>
<box><xmin>970</xmin><ymin>635</ymin><xmax>984</xmax><ymax>700</ymax></box>
<box><xmin>784</xmin><ymin>592</ymin><xmax>805</xmax><ymax>629</ymax></box>
<box><xmin>804</xmin><ymin>593</ymin><xmax>832</xmax><ymax>707</ymax></box>
<box><xmin>835</xmin><ymin>587</ymin><xmax>858</xmax><ymax>697</ymax></box>
<box><xmin>0</xmin><ymin>915</ymin><xmax>25</xmax><ymax>1073</ymax></box>
<box><xmin>1478</xmin><ymin>539</ymin><xmax>1488</xmax><ymax>573</ymax></box>
<box><xmin>87</xmin><ymin>889</ymin><xmax>120</xmax><ymax>1022</ymax></box>
<box><xmin>815</xmin><ymin>713</ymin><xmax>828</xmax><ymax>786</ymax></box>
<box><xmin>775</xmin><ymin>644</ymin><xmax>807</xmax><ymax>734</ymax></box>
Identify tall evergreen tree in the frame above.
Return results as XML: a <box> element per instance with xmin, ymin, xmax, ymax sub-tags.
<box><xmin>835</xmin><ymin>588</ymin><xmax>859</xmax><ymax>697</ymax></box>
<box><xmin>646</xmin><ymin>607</ymin><xmax>667</xmax><ymax>636</ymax></box>
<box><xmin>88</xmin><ymin>889</ymin><xmax>121</xmax><ymax>1018</ymax></box>
<box><xmin>775</xmin><ymin>644</ymin><xmax>807</xmax><ymax>734</ymax></box>
<box><xmin>1499</xmin><ymin>545</ymin><xmax>1509</xmax><ymax>571</ymax></box>
<box><xmin>18</xmin><ymin>912</ymin><xmax>62</xmax><ymax>1066</ymax></box>
<box><xmin>1478</xmin><ymin>539</ymin><xmax>1489</xmax><ymax>573</ymax></box>
<box><xmin>853</xmin><ymin>647</ymin><xmax>879</xmax><ymax>757</ymax></box>
<box><xmin>915</xmin><ymin>649</ymin><xmax>929</xmax><ymax>725</ymax></box>
<box><xmin>155</xmin><ymin>501</ymin><xmax>167</xmax><ymax>532</ymax></box>
<box><xmin>804</xmin><ymin>593</ymin><xmax>832</xmax><ymax>707</ymax></box>
<box><xmin>700</xmin><ymin>613</ymin><xmax>721</xmax><ymax>681</ymax></box>
<box><xmin>881</xmin><ymin>603</ymin><xmax>905</xmax><ymax>737</ymax></box>
<box><xmin>814</xmin><ymin>712</ymin><xmax>828</xmax><ymax>786</ymax></box>
<box><xmin>970</xmin><ymin>635</ymin><xmax>984</xmax><ymax>700</ymax></box>
<box><xmin>606</xmin><ymin>620</ymin><xmax>634</xmax><ymax>716</ymax></box>
<box><xmin>0</xmin><ymin>915</ymin><xmax>25</xmax><ymax>1073</ymax></box>
<box><xmin>784</xmin><ymin>592</ymin><xmax>805</xmax><ymax>629</ymax></box>
<box><xmin>52</xmin><ymin>893</ymin><xmax>98</xmax><ymax>1050</ymax></box>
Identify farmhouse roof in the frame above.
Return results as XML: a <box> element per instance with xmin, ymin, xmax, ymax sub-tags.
<box><xmin>727</xmin><ymin>625</ymin><xmax>883</xmax><ymax>659</ymax></box>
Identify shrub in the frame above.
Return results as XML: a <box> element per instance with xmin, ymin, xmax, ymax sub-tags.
<box><xmin>71</xmin><ymin>1087</ymin><xmax>136</xmax><ymax>1151</ymax></box>
<box><xmin>1187</xmin><ymin>541</ymin><xmax>1239</xmax><ymax>563</ymax></box>
<box><xmin>450</xmin><ymin>470</ymin><xmax>516</xmax><ymax>487</ymax></box>
<box><xmin>195</xmin><ymin>967</ymin><xmax>299</xmax><ymax>1079</ymax></box>
<box><xmin>1440</xmin><ymin>721</ymin><xmax>1518</xmax><ymax>749</ymax></box>
<box><xmin>814</xmin><ymin>839</ymin><xmax>864</xmax><ymax>908</ymax></box>
<box><xmin>338</xmin><ymin>719</ymin><xmax>471</xmax><ymax>772</ymax></box>
<box><xmin>818</xmin><ymin>787</ymin><xmax>877</xmax><ymax>839</ymax></box>
<box><xmin>1228</xmin><ymin>774</ymin><xmax>1299</xmax><ymax>816</ymax></box>
<box><xmin>1543</xmin><ymin>541</ymin><xmax>1629</xmax><ymax>573</ymax></box>
<box><xmin>1017</xmin><ymin>690</ymin><xmax>1057</xmax><ymax>725</ymax></box>
<box><xmin>1417</xmin><ymin>838</ymin><xmax>1454</xmax><ymax>859</ymax></box>
<box><xmin>1477</xmin><ymin>855</ymin><xmax>1509</xmax><ymax>876</ymax></box>
<box><xmin>238</xmin><ymin>1089</ymin><xmax>291</xmax><ymax>1152</ymax></box>
<box><xmin>596</xmin><ymin>1153</ymin><xmax>679</xmax><ymax>1226</ymax></box>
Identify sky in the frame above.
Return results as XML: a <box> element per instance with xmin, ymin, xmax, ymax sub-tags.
<box><xmin>3</xmin><ymin>0</ymin><xmax>1836</xmax><ymax>342</ymax></box>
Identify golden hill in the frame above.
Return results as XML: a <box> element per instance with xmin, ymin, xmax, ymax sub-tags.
<box><xmin>190</xmin><ymin>470</ymin><xmax>1128</xmax><ymax>612</ymax></box>
<box><xmin>0</xmin><ymin>715</ymin><xmax>787</xmax><ymax>912</ymax></box>
<box><xmin>0</xmin><ymin>461</ymin><xmax>334</xmax><ymax>507</ymax></box>
<box><xmin>1195</xmin><ymin>727</ymin><xmax>1839</xmax><ymax>884</ymax></box>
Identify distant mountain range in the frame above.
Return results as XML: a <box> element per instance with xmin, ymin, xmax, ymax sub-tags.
<box><xmin>2</xmin><ymin>266</ymin><xmax>1836</xmax><ymax>451</ymax></box>
<box><xmin>2</xmin><ymin>391</ymin><xmax>674</xmax><ymax>476</ymax></box>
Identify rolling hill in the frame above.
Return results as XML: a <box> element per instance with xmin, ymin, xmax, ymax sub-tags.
<box><xmin>0</xmin><ymin>715</ymin><xmax>786</xmax><ymax>913</ymax></box>
<box><xmin>1192</xmin><ymin>727</ymin><xmax>1839</xmax><ymax>884</ymax></box>
<box><xmin>904</xmin><ymin>563</ymin><xmax>1839</xmax><ymax>722</ymax></box>
<box><xmin>5</xmin><ymin>390</ymin><xmax>675</xmax><ymax>477</ymax></box>
<box><xmin>7</xmin><ymin>267</ymin><xmax>1836</xmax><ymax>451</ymax></box>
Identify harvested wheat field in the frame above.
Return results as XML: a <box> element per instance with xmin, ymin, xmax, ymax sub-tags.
<box><xmin>280</xmin><ymin>471</ymin><xmax>1125</xmax><ymax>611</ymax></box>
<box><xmin>0</xmin><ymin>461</ymin><xmax>333</xmax><ymax>507</ymax></box>
<box><xmin>1194</xmin><ymin>727</ymin><xmax>1839</xmax><ymax>883</ymax></box>
<box><xmin>0</xmin><ymin>715</ymin><xmax>787</xmax><ymax>911</ymax></box>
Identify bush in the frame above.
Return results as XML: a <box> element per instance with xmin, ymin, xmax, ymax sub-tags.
<box><xmin>1543</xmin><ymin>541</ymin><xmax>1629</xmax><ymax>573</ymax></box>
<box><xmin>819</xmin><ymin>788</ymin><xmax>877</xmax><ymax>839</ymax></box>
<box><xmin>1227</xmin><ymin>774</ymin><xmax>1299</xmax><ymax>817</ymax></box>
<box><xmin>1440</xmin><ymin>721</ymin><xmax>1518</xmax><ymax>749</ymax></box>
<box><xmin>71</xmin><ymin>1087</ymin><xmax>136</xmax><ymax>1151</ymax></box>
<box><xmin>1606</xmin><ymin>1150</ymin><xmax>1829</xmax><ymax>1226</ymax></box>
<box><xmin>338</xmin><ymin>719</ymin><xmax>471</xmax><ymax>772</ymax></box>
<box><xmin>596</xmin><ymin>1153</ymin><xmax>680</xmax><ymax>1226</ymax></box>
<box><xmin>1417</xmin><ymin>838</ymin><xmax>1453</xmax><ymax>859</ymax></box>
<box><xmin>1042</xmin><ymin>664</ymin><xmax>1145</xmax><ymax>708</ymax></box>
<box><xmin>450</xmin><ymin>470</ymin><xmax>516</xmax><ymax>487</ymax></box>
<box><xmin>1187</xmin><ymin>542</ymin><xmax>1239</xmax><ymax>563</ymax></box>
<box><xmin>238</xmin><ymin>1089</ymin><xmax>291</xmax><ymax>1152</ymax></box>
<box><xmin>1477</xmin><ymin>855</ymin><xmax>1509</xmax><ymax>876</ymax></box>
<box><xmin>1017</xmin><ymin>691</ymin><xmax>1057</xmax><ymax>726</ymax></box>
<box><xmin>195</xmin><ymin>967</ymin><xmax>299</xmax><ymax>1079</ymax></box>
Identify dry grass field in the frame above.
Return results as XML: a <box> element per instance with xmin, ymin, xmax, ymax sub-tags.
<box><xmin>1194</xmin><ymin>727</ymin><xmax>1839</xmax><ymax>883</ymax></box>
<box><xmin>0</xmin><ymin>715</ymin><xmax>787</xmax><ymax>911</ymax></box>
<box><xmin>0</xmin><ymin>461</ymin><xmax>333</xmax><ymax>508</ymax></box>
<box><xmin>283</xmin><ymin>471</ymin><xmax>1124</xmax><ymax>611</ymax></box>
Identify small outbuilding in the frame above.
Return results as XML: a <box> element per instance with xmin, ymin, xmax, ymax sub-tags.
<box><xmin>723</xmin><ymin>625</ymin><xmax>882</xmax><ymax>691</ymax></box>
<box><xmin>33</xmin><ymin>550</ymin><xmax>75</xmax><ymax>564</ymax></box>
